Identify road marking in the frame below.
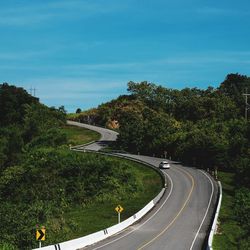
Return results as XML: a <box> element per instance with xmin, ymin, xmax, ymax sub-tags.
<box><xmin>54</xmin><ymin>244</ymin><xmax>61</xmax><ymax>250</ymax></box>
<box><xmin>189</xmin><ymin>170</ymin><xmax>214</xmax><ymax>250</ymax></box>
<box><xmin>137</xmin><ymin>167</ymin><xmax>195</xmax><ymax>250</ymax></box>
<box><xmin>92</xmin><ymin>171</ymin><xmax>173</xmax><ymax>250</ymax></box>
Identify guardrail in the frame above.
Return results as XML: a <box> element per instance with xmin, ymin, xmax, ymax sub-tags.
<box><xmin>70</xmin><ymin>140</ymin><xmax>96</xmax><ymax>149</ymax></box>
<box><xmin>76</xmin><ymin>148</ymin><xmax>168</xmax><ymax>189</ymax></box>
<box><xmin>33</xmin><ymin>189</ymin><xmax>165</xmax><ymax>250</ymax></box>
<box><xmin>33</xmin><ymin>146</ymin><xmax>167</xmax><ymax>250</ymax></box>
<box><xmin>207</xmin><ymin>181</ymin><xmax>222</xmax><ymax>250</ymax></box>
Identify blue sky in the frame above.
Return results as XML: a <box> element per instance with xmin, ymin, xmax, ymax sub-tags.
<box><xmin>1</xmin><ymin>0</ymin><xmax>250</xmax><ymax>112</ymax></box>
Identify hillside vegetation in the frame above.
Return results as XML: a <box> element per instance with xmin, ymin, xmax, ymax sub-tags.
<box><xmin>70</xmin><ymin>73</ymin><xmax>250</xmax><ymax>249</ymax></box>
<box><xmin>61</xmin><ymin>125</ymin><xmax>100</xmax><ymax>146</ymax></box>
<box><xmin>0</xmin><ymin>83</ymin><xmax>162</xmax><ymax>249</ymax></box>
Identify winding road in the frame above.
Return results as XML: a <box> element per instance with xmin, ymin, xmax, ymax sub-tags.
<box><xmin>67</xmin><ymin>121</ymin><xmax>218</xmax><ymax>250</ymax></box>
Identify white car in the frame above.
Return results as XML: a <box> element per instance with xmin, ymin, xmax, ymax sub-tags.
<box><xmin>159</xmin><ymin>161</ymin><xmax>170</xmax><ymax>169</ymax></box>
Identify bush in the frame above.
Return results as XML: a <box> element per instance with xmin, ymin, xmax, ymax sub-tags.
<box><xmin>0</xmin><ymin>149</ymin><xmax>148</xmax><ymax>248</ymax></box>
<box><xmin>234</xmin><ymin>187</ymin><xmax>250</xmax><ymax>231</ymax></box>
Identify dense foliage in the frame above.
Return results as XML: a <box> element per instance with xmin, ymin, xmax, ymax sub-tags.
<box><xmin>70</xmin><ymin>73</ymin><xmax>250</xmax><ymax>247</ymax></box>
<box><xmin>0</xmin><ymin>148</ymin><xmax>145</xmax><ymax>249</ymax></box>
<box><xmin>0</xmin><ymin>83</ymin><xmax>68</xmax><ymax>248</ymax></box>
<box><xmin>0</xmin><ymin>83</ymin><xmax>161</xmax><ymax>249</ymax></box>
<box><xmin>0</xmin><ymin>83</ymin><xmax>66</xmax><ymax>171</ymax></box>
<box><xmin>71</xmin><ymin>73</ymin><xmax>250</xmax><ymax>174</ymax></box>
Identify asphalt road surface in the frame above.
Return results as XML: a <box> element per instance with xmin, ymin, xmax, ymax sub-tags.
<box><xmin>67</xmin><ymin>121</ymin><xmax>118</xmax><ymax>151</ymax></box>
<box><xmin>67</xmin><ymin>121</ymin><xmax>218</xmax><ymax>250</ymax></box>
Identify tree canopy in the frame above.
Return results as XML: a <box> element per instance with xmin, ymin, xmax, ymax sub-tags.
<box><xmin>69</xmin><ymin>73</ymin><xmax>250</xmax><ymax>175</ymax></box>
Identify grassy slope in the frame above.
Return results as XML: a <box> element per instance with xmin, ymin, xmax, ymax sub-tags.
<box><xmin>213</xmin><ymin>172</ymin><xmax>244</xmax><ymax>250</ymax></box>
<box><xmin>63</xmin><ymin>160</ymin><xmax>162</xmax><ymax>240</ymax></box>
<box><xmin>49</xmin><ymin>125</ymin><xmax>162</xmax><ymax>243</ymax></box>
<box><xmin>61</xmin><ymin>125</ymin><xmax>100</xmax><ymax>146</ymax></box>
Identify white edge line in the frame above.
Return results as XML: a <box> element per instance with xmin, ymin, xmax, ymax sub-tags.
<box><xmin>189</xmin><ymin>170</ymin><xmax>215</xmax><ymax>250</ymax></box>
<box><xmin>93</xmin><ymin>171</ymin><xmax>174</xmax><ymax>250</ymax></box>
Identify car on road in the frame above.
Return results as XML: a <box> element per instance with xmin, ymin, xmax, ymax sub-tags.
<box><xmin>159</xmin><ymin>161</ymin><xmax>170</xmax><ymax>169</ymax></box>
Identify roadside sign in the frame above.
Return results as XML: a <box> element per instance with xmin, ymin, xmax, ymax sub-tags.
<box><xmin>115</xmin><ymin>205</ymin><xmax>124</xmax><ymax>213</ymax></box>
<box><xmin>36</xmin><ymin>228</ymin><xmax>45</xmax><ymax>241</ymax></box>
<box><xmin>115</xmin><ymin>205</ymin><xmax>124</xmax><ymax>224</ymax></box>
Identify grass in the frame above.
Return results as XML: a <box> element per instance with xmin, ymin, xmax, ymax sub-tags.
<box><xmin>62</xmin><ymin>159</ymin><xmax>162</xmax><ymax>241</ymax></box>
<box><xmin>61</xmin><ymin>125</ymin><xmax>100</xmax><ymax>146</ymax></box>
<box><xmin>44</xmin><ymin>126</ymin><xmax>163</xmax><ymax>244</ymax></box>
<box><xmin>212</xmin><ymin>171</ymin><xmax>244</xmax><ymax>250</ymax></box>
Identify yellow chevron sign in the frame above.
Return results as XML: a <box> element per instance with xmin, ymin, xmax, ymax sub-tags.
<box><xmin>115</xmin><ymin>205</ymin><xmax>124</xmax><ymax>213</ymax></box>
<box><xmin>36</xmin><ymin>228</ymin><xmax>45</xmax><ymax>241</ymax></box>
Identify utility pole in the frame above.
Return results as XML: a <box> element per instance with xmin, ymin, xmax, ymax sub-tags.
<box><xmin>29</xmin><ymin>87</ymin><xmax>37</xmax><ymax>97</ymax></box>
<box><xmin>243</xmin><ymin>88</ymin><xmax>250</xmax><ymax>120</ymax></box>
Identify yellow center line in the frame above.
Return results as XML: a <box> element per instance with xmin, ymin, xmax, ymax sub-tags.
<box><xmin>137</xmin><ymin>167</ymin><xmax>195</xmax><ymax>250</ymax></box>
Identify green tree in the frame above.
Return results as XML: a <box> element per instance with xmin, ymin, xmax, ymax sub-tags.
<box><xmin>117</xmin><ymin>110</ymin><xmax>144</xmax><ymax>153</ymax></box>
<box><xmin>23</xmin><ymin>104</ymin><xmax>66</xmax><ymax>142</ymax></box>
<box><xmin>0</xmin><ymin>83</ymin><xmax>38</xmax><ymax>127</ymax></box>
<box><xmin>218</xmin><ymin>73</ymin><xmax>250</xmax><ymax>116</ymax></box>
<box><xmin>234</xmin><ymin>187</ymin><xmax>250</xmax><ymax>231</ymax></box>
<box><xmin>76</xmin><ymin>108</ymin><xmax>81</xmax><ymax>114</ymax></box>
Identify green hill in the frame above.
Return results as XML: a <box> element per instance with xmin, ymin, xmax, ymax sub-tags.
<box><xmin>0</xmin><ymin>83</ymin><xmax>162</xmax><ymax>249</ymax></box>
<box><xmin>69</xmin><ymin>73</ymin><xmax>250</xmax><ymax>249</ymax></box>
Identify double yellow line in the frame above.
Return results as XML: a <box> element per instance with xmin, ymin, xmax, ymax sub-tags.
<box><xmin>137</xmin><ymin>167</ymin><xmax>195</xmax><ymax>250</ymax></box>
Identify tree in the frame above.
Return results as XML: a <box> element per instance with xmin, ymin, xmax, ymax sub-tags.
<box><xmin>23</xmin><ymin>104</ymin><xmax>66</xmax><ymax>142</ymax></box>
<box><xmin>58</xmin><ymin>105</ymin><xmax>67</xmax><ymax>114</ymax></box>
<box><xmin>117</xmin><ymin>110</ymin><xmax>144</xmax><ymax>153</ymax></box>
<box><xmin>0</xmin><ymin>83</ymin><xmax>38</xmax><ymax>126</ymax></box>
<box><xmin>218</xmin><ymin>73</ymin><xmax>250</xmax><ymax>116</ymax></box>
<box><xmin>76</xmin><ymin>108</ymin><xmax>81</xmax><ymax>114</ymax></box>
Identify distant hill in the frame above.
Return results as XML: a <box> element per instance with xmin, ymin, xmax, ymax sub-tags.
<box><xmin>69</xmin><ymin>73</ymin><xmax>250</xmax><ymax>171</ymax></box>
<box><xmin>69</xmin><ymin>73</ymin><xmax>250</xmax><ymax>248</ymax></box>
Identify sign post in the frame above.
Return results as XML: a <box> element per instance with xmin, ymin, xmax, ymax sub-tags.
<box><xmin>164</xmin><ymin>151</ymin><xmax>167</xmax><ymax>159</ymax></box>
<box><xmin>115</xmin><ymin>205</ymin><xmax>124</xmax><ymax>224</ymax></box>
<box><xmin>36</xmin><ymin>226</ymin><xmax>45</xmax><ymax>248</ymax></box>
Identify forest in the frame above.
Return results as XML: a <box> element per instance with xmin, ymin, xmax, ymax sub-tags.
<box><xmin>72</xmin><ymin>74</ymin><xmax>250</xmax><ymax>179</ymax></box>
<box><xmin>71</xmin><ymin>73</ymin><xmax>250</xmax><ymax>248</ymax></box>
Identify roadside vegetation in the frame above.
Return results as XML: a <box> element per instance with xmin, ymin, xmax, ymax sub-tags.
<box><xmin>0</xmin><ymin>83</ymin><xmax>162</xmax><ymax>249</ymax></box>
<box><xmin>61</xmin><ymin>125</ymin><xmax>100</xmax><ymax>146</ymax></box>
<box><xmin>2</xmin><ymin>72</ymin><xmax>250</xmax><ymax>249</ymax></box>
<box><xmin>61</xmin><ymin>158</ymin><xmax>162</xmax><ymax>240</ymax></box>
<box><xmin>70</xmin><ymin>73</ymin><xmax>250</xmax><ymax>249</ymax></box>
<box><xmin>213</xmin><ymin>171</ymin><xmax>250</xmax><ymax>250</ymax></box>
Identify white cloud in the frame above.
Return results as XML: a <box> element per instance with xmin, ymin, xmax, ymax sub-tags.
<box><xmin>20</xmin><ymin>77</ymin><xmax>127</xmax><ymax>111</ymax></box>
<box><xmin>23</xmin><ymin>77</ymin><xmax>125</xmax><ymax>96</ymax></box>
<box><xmin>0</xmin><ymin>50</ymin><xmax>52</xmax><ymax>60</ymax></box>
<box><xmin>0</xmin><ymin>0</ymin><xmax>127</xmax><ymax>26</ymax></box>
<box><xmin>4</xmin><ymin>49</ymin><xmax>249</xmax><ymax>111</ymax></box>
<box><xmin>195</xmin><ymin>6</ymin><xmax>250</xmax><ymax>17</ymax></box>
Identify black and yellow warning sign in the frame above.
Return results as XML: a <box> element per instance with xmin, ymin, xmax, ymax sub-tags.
<box><xmin>36</xmin><ymin>228</ymin><xmax>45</xmax><ymax>241</ymax></box>
<box><xmin>115</xmin><ymin>205</ymin><xmax>124</xmax><ymax>213</ymax></box>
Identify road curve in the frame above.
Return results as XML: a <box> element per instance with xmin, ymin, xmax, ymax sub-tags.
<box><xmin>68</xmin><ymin>121</ymin><xmax>218</xmax><ymax>250</ymax></box>
<box><xmin>67</xmin><ymin>120</ymin><xmax>118</xmax><ymax>151</ymax></box>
